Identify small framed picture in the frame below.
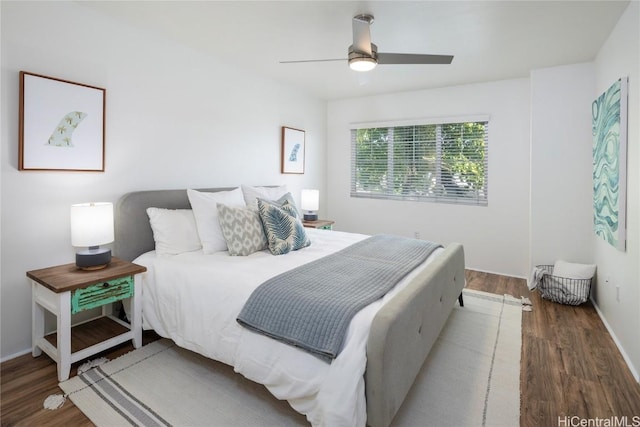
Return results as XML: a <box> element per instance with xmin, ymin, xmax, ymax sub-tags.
<box><xmin>19</xmin><ymin>71</ymin><xmax>106</xmax><ymax>171</ymax></box>
<box><xmin>281</xmin><ymin>126</ymin><xmax>305</xmax><ymax>174</ymax></box>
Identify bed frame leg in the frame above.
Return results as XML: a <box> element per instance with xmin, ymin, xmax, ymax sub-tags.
<box><xmin>458</xmin><ymin>293</ymin><xmax>464</xmax><ymax>307</ymax></box>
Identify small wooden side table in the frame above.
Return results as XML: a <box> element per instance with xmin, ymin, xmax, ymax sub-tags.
<box><xmin>27</xmin><ymin>257</ymin><xmax>146</xmax><ymax>381</ymax></box>
<box><xmin>302</xmin><ymin>219</ymin><xmax>335</xmax><ymax>230</ymax></box>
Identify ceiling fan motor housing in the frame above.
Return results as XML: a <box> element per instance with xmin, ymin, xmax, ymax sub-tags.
<box><xmin>349</xmin><ymin>43</ymin><xmax>378</xmax><ymax>60</ymax></box>
<box><xmin>348</xmin><ymin>43</ymin><xmax>378</xmax><ymax>71</ymax></box>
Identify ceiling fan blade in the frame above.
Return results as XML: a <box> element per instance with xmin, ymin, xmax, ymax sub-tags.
<box><xmin>279</xmin><ymin>58</ymin><xmax>346</xmax><ymax>64</ymax></box>
<box><xmin>352</xmin><ymin>15</ymin><xmax>373</xmax><ymax>56</ymax></box>
<box><xmin>377</xmin><ymin>53</ymin><xmax>454</xmax><ymax>65</ymax></box>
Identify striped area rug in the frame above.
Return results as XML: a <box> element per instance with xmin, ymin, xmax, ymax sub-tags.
<box><xmin>58</xmin><ymin>289</ymin><xmax>522</xmax><ymax>426</ymax></box>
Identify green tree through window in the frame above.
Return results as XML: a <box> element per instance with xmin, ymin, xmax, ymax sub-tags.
<box><xmin>351</xmin><ymin>120</ymin><xmax>488</xmax><ymax>205</ymax></box>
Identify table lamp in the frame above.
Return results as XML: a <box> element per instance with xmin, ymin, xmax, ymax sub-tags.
<box><xmin>301</xmin><ymin>189</ymin><xmax>319</xmax><ymax>221</ymax></box>
<box><xmin>70</xmin><ymin>202</ymin><xmax>114</xmax><ymax>270</ymax></box>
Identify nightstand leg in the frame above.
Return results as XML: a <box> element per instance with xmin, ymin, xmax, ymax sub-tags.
<box><xmin>31</xmin><ymin>282</ymin><xmax>43</xmax><ymax>357</ymax></box>
<box><xmin>57</xmin><ymin>293</ymin><xmax>71</xmax><ymax>381</ymax></box>
<box><xmin>131</xmin><ymin>274</ymin><xmax>142</xmax><ymax>348</ymax></box>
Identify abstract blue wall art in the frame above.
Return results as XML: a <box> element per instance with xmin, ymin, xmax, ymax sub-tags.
<box><xmin>592</xmin><ymin>77</ymin><xmax>628</xmax><ymax>251</ymax></box>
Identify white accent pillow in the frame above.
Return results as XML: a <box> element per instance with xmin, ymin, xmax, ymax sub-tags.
<box><xmin>146</xmin><ymin>208</ymin><xmax>201</xmax><ymax>256</ymax></box>
<box><xmin>553</xmin><ymin>260</ymin><xmax>596</xmax><ymax>279</ymax></box>
<box><xmin>187</xmin><ymin>188</ymin><xmax>246</xmax><ymax>254</ymax></box>
<box><xmin>241</xmin><ymin>184</ymin><xmax>288</xmax><ymax>211</ymax></box>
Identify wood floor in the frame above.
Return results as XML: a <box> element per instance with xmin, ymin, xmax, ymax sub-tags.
<box><xmin>2</xmin><ymin>270</ymin><xmax>639</xmax><ymax>426</ymax></box>
<box><xmin>465</xmin><ymin>271</ymin><xmax>640</xmax><ymax>427</ymax></box>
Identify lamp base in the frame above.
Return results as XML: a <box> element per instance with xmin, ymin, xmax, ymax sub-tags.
<box><xmin>76</xmin><ymin>248</ymin><xmax>111</xmax><ymax>270</ymax></box>
<box><xmin>303</xmin><ymin>213</ymin><xmax>318</xmax><ymax>221</ymax></box>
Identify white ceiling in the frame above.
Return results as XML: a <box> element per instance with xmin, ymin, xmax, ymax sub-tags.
<box><xmin>82</xmin><ymin>1</ymin><xmax>629</xmax><ymax>101</ymax></box>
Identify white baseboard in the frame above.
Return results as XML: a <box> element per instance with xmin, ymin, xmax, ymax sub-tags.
<box><xmin>591</xmin><ymin>297</ymin><xmax>640</xmax><ymax>383</ymax></box>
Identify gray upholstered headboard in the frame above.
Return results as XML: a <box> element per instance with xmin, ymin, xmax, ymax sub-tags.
<box><xmin>114</xmin><ymin>187</ymin><xmax>233</xmax><ymax>261</ymax></box>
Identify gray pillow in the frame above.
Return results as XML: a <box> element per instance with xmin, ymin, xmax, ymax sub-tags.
<box><xmin>216</xmin><ymin>203</ymin><xmax>267</xmax><ymax>256</ymax></box>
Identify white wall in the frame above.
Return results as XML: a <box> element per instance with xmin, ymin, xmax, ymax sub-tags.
<box><xmin>592</xmin><ymin>1</ymin><xmax>639</xmax><ymax>380</ymax></box>
<box><xmin>529</xmin><ymin>63</ymin><xmax>596</xmax><ymax>271</ymax></box>
<box><xmin>327</xmin><ymin>79</ymin><xmax>531</xmax><ymax>278</ymax></box>
<box><xmin>0</xmin><ymin>2</ymin><xmax>326</xmax><ymax>360</ymax></box>
<box><xmin>2</xmin><ymin>1</ymin><xmax>636</xmax><ymax>381</ymax></box>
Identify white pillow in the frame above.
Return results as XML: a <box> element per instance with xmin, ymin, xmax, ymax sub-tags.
<box><xmin>241</xmin><ymin>184</ymin><xmax>288</xmax><ymax>211</ymax></box>
<box><xmin>146</xmin><ymin>208</ymin><xmax>201</xmax><ymax>256</ymax></box>
<box><xmin>553</xmin><ymin>260</ymin><xmax>596</xmax><ymax>279</ymax></box>
<box><xmin>187</xmin><ymin>188</ymin><xmax>246</xmax><ymax>254</ymax></box>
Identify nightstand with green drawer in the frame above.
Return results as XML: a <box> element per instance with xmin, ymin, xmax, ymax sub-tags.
<box><xmin>302</xmin><ymin>219</ymin><xmax>335</xmax><ymax>230</ymax></box>
<box><xmin>27</xmin><ymin>258</ymin><xmax>146</xmax><ymax>381</ymax></box>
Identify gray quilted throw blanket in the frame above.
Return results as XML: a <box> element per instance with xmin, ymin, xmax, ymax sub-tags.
<box><xmin>237</xmin><ymin>235</ymin><xmax>441</xmax><ymax>362</ymax></box>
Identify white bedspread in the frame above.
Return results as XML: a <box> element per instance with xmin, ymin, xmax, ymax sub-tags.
<box><xmin>133</xmin><ymin>229</ymin><xmax>441</xmax><ymax>426</ymax></box>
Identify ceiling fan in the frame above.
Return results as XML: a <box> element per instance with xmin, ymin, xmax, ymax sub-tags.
<box><xmin>280</xmin><ymin>14</ymin><xmax>454</xmax><ymax>72</ymax></box>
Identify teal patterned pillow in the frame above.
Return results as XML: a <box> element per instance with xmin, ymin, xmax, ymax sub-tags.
<box><xmin>257</xmin><ymin>198</ymin><xmax>310</xmax><ymax>255</ymax></box>
<box><xmin>216</xmin><ymin>204</ymin><xmax>268</xmax><ymax>256</ymax></box>
<box><xmin>256</xmin><ymin>192</ymin><xmax>301</xmax><ymax>218</ymax></box>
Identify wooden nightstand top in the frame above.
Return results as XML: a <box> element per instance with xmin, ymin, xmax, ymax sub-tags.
<box><xmin>302</xmin><ymin>219</ymin><xmax>335</xmax><ymax>229</ymax></box>
<box><xmin>26</xmin><ymin>257</ymin><xmax>146</xmax><ymax>293</ymax></box>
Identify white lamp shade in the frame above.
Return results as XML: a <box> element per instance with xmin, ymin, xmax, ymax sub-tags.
<box><xmin>70</xmin><ymin>202</ymin><xmax>114</xmax><ymax>247</ymax></box>
<box><xmin>301</xmin><ymin>189</ymin><xmax>320</xmax><ymax>211</ymax></box>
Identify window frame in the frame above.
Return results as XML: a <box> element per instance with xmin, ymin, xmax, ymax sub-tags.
<box><xmin>350</xmin><ymin>116</ymin><xmax>489</xmax><ymax>206</ymax></box>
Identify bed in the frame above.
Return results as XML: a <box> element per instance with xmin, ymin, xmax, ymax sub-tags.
<box><xmin>114</xmin><ymin>187</ymin><xmax>466</xmax><ymax>427</ymax></box>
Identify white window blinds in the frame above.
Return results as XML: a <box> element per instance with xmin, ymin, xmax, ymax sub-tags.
<box><xmin>350</xmin><ymin>119</ymin><xmax>489</xmax><ymax>206</ymax></box>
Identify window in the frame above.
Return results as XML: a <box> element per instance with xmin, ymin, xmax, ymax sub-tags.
<box><xmin>351</xmin><ymin>118</ymin><xmax>489</xmax><ymax>206</ymax></box>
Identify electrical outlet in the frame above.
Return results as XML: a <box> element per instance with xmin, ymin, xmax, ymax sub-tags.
<box><xmin>414</xmin><ymin>231</ymin><xmax>420</xmax><ymax>239</ymax></box>
<box><xmin>616</xmin><ymin>285</ymin><xmax>620</xmax><ymax>302</ymax></box>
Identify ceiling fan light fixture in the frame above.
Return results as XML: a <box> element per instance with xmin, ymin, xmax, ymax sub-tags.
<box><xmin>348</xmin><ymin>43</ymin><xmax>378</xmax><ymax>72</ymax></box>
<box><xmin>349</xmin><ymin>57</ymin><xmax>377</xmax><ymax>72</ymax></box>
